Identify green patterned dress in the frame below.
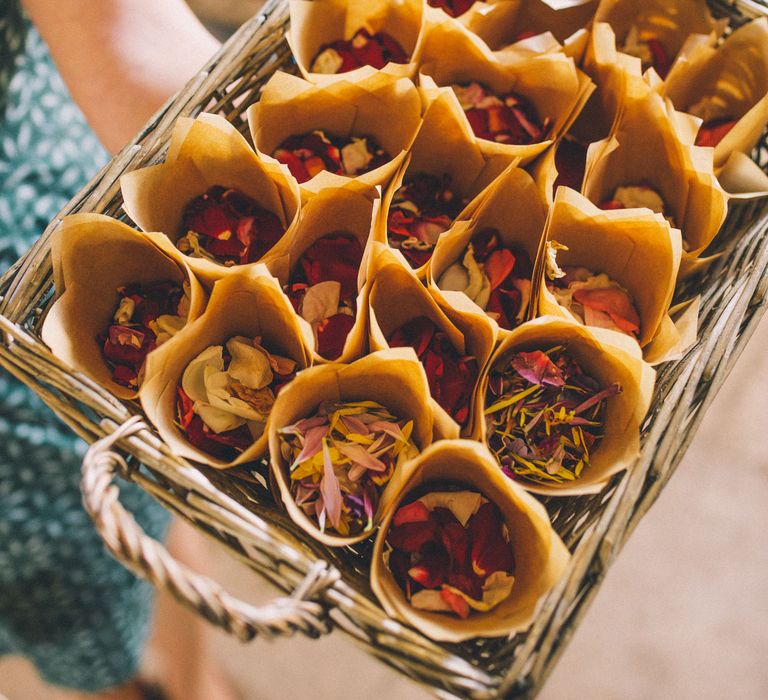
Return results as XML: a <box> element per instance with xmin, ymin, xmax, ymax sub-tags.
<box><xmin>0</xmin><ymin>4</ymin><xmax>170</xmax><ymax>691</ymax></box>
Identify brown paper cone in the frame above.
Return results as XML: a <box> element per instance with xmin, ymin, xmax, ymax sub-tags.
<box><xmin>370</xmin><ymin>439</ymin><xmax>570</xmax><ymax>642</ymax></box>
<box><xmin>663</xmin><ymin>18</ymin><xmax>768</xmax><ymax>171</ymax></box>
<box><xmin>476</xmin><ymin>315</ymin><xmax>655</xmax><ymax>496</ymax></box>
<box><xmin>288</xmin><ymin>0</ymin><xmax>426</xmax><ymax>84</ymax></box>
<box><xmin>120</xmin><ymin>114</ymin><xmax>301</xmax><ymax>288</ymax></box>
<box><xmin>594</xmin><ymin>0</ymin><xmax>723</xmax><ymax>70</ymax></box>
<box><xmin>418</xmin><ymin>16</ymin><xmax>594</xmax><ymax>165</ymax></box>
<box><xmin>582</xmin><ymin>76</ymin><xmax>728</xmax><ymax>257</ymax></box>
<box><xmin>538</xmin><ymin>188</ymin><xmax>682</xmax><ymax>355</ymax></box>
<box><xmin>462</xmin><ymin>0</ymin><xmax>598</xmax><ymax>52</ymax></box>
<box><xmin>247</xmin><ymin>70</ymin><xmax>423</xmax><ymax>194</ymax></box>
<box><xmin>139</xmin><ymin>268</ymin><xmax>314</xmax><ymax>469</ymax></box>
<box><xmin>376</xmin><ymin>85</ymin><xmax>521</xmax><ymax>277</ymax></box>
<box><xmin>263</xmin><ymin>181</ymin><xmax>380</xmax><ymax>363</ymax></box>
<box><xmin>42</xmin><ymin>214</ymin><xmax>207</xmax><ymax>401</ymax></box>
<box><xmin>366</xmin><ymin>243</ymin><xmax>496</xmax><ymax>438</ymax></box>
<box><xmin>428</xmin><ymin>166</ymin><xmax>548</xmax><ymax>325</ymax></box>
<box><xmin>267</xmin><ymin>348</ymin><xmax>438</xmax><ymax>547</ymax></box>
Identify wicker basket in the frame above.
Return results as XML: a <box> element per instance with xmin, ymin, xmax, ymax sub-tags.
<box><xmin>1</xmin><ymin>1</ymin><xmax>768</xmax><ymax>697</ymax></box>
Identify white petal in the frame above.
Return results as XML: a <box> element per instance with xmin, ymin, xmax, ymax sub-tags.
<box><xmin>418</xmin><ymin>491</ymin><xmax>485</xmax><ymax>527</ymax></box>
<box><xmin>194</xmin><ymin>402</ymin><xmax>246</xmax><ymax>434</ymax></box>
<box><xmin>182</xmin><ymin>345</ymin><xmax>224</xmax><ymax>403</ymax></box>
<box><xmin>226</xmin><ymin>336</ymin><xmax>273</xmax><ymax>389</ymax></box>
<box><xmin>300</xmin><ymin>280</ymin><xmax>341</xmax><ymax>326</ymax></box>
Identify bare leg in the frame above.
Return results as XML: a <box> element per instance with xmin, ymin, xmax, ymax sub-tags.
<box><xmin>143</xmin><ymin>519</ymin><xmax>239</xmax><ymax>700</ymax></box>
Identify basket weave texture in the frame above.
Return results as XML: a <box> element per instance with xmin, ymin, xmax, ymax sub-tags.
<box><xmin>1</xmin><ymin>1</ymin><xmax>768</xmax><ymax>697</ymax></box>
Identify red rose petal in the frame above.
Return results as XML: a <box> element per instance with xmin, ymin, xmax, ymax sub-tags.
<box><xmin>468</xmin><ymin>502</ymin><xmax>515</xmax><ymax>578</ymax></box>
<box><xmin>646</xmin><ymin>38</ymin><xmax>672</xmax><ymax>80</ymax></box>
<box><xmin>484</xmin><ymin>249</ymin><xmax>516</xmax><ymax>291</ymax></box>
<box><xmin>316</xmin><ymin>313</ymin><xmax>356</xmax><ymax>360</ymax></box>
<box><xmin>573</xmin><ymin>286</ymin><xmax>641</xmax><ymax>335</ymax></box>
<box><xmin>440</xmin><ymin>587</ymin><xmax>471</xmax><ymax>618</ymax></box>
<box><xmin>393</xmin><ymin>500</ymin><xmax>431</xmax><ymax>527</ymax></box>
<box><xmin>408</xmin><ymin>549</ymin><xmax>449</xmax><ymax>589</ymax></box>
<box><xmin>695</xmin><ymin>117</ymin><xmax>738</xmax><ymax>148</ymax></box>
<box><xmin>387</xmin><ymin>517</ymin><xmax>439</xmax><ymax>554</ymax></box>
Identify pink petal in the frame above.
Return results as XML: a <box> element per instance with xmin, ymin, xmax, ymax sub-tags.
<box><xmin>321</xmin><ymin>440</ymin><xmax>343</xmax><ymax>530</ymax></box>
<box><xmin>292</xmin><ymin>425</ymin><xmax>327</xmax><ymax>468</ymax></box>
<box><xmin>337</xmin><ymin>441</ymin><xmax>387</xmax><ymax>472</ymax></box>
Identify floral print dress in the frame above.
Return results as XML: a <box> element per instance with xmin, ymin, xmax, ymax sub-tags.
<box><xmin>0</xmin><ymin>4</ymin><xmax>169</xmax><ymax>691</ymax></box>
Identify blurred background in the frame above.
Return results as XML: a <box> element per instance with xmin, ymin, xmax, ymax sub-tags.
<box><xmin>1</xmin><ymin>3</ymin><xmax>767</xmax><ymax>699</ymax></box>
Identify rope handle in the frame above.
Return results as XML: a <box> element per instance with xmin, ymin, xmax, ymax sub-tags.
<box><xmin>81</xmin><ymin>416</ymin><xmax>339</xmax><ymax>642</ymax></box>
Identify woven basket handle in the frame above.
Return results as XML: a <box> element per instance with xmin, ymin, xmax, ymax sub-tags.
<box><xmin>81</xmin><ymin>416</ymin><xmax>338</xmax><ymax>642</ymax></box>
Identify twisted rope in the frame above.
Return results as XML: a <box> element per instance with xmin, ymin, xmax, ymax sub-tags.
<box><xmin>81</xmin><ymin>416</ymin><xmax>339</xmax><ymax>642</ymax></box>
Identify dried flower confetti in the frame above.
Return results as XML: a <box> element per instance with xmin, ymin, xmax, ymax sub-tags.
<box><xmin>176</xmin><ymin>336</ymin><xmax>296</xmax><ymax>462</ymax></box>
<box><xmin>284</xmin><ymin>233</ymin><xmax>364</xmax><ymax>359</ymax></box>
<box><xmin>385</xmin><ymin>491</ymin><xmax>515</xmax><ymax>619</ymax></box>
<box><xmin>485</xmin><ymin>345</ymin><xmax>621</xmax><ymax>485</ymax></box>
<box><xmin>274</xmin><ymin>130</ymin><xmax>390</xmax><ymax>184</ymax></box>
<box><xmin>427</xmin><ymin>0</ymin><xmax>478</xmax><ymax>18</ymax></box>
<box><xmin>452</xmin><ymin>82</ymin><xmax>550</xmax><ymax>145</ymax></box>
<box><xmin>437</xmin><ymin>228</ymin><xmax>533</xmax><ymax>331</ymax></box>
<box><xmin>387</xmin><ymin>173</ymin><xmax>466</xmax><ymax>269</ymax></box>
<box><xmin>176</xmin><ymin>186</ymin><xmax>285</xmax><ymax>266</ymax></box>
<box><xmin>388</xmin><ymin>316</ymin><xmax>479</xmax><ymax>426</ymax></box>
<box><xmin>310</xmin><ymin>28</ymin><xmax>408</xmax><ymax>74</ymax></box>
<box><xmin>621</xmin><ymin>25</ymin><xmax>673</xmax><ymax>79</ymax></box>
<box><xmin>279</xmin><ymin>400</ymin><xmax>418</xmax><ymax>536</ymax></box>
<box><xmin>547</xmin><ymin>266</ymin><xmax>641</xmax><ymax>338</ymax></box>
<box><xmin>100</xmin><ymin>281</ymin><xmax>189</xmax><ymax>389</ymax></box>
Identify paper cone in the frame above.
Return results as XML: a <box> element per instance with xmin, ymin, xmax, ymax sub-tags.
<box><xmin>42</xmin><ymin>214</ymin><xmax>207</xmax><ymax>401</ymax></box>
<box><xmin>120</xmin><ymin>113</ymin><xmax>301</xmax><ymax>288</ymax></box>
<box><xmin>267</xmin><ymin>348</ymin><xmax>439</xmax><ymax>547</ymax></box>
<box><xmin>428</xmin><ymin>166</ymin><xmax>548</xmax><ymax>327</ymax></box>
<box><xmin>377</xmin><ymin>86</ymin><xmax>521</xmax><ymax>277</ymax></box>
<box><xmin>288</xmin><ymin>0</ymin><xmax>426</xmax><ymax>84</ymax></box>
<box><xmin>370</xmin><ymin>439</ymin><xmax>570</xmax><ymax>642</ymax></box>
<box><xmin>663</xmin><ymin>18</ymin><xmax>768</xmax><ymax>171</ymax></box>
<box><xmin>582</xmin><ymin>76</ymin><xmax>728</xmax><ymax>257</ymax></box>
<box><xmin>140</xmin><ymin>268</ymin><xmax>314</xmax><ymax>469</ymax></box>
<box><xmin>477</xmin><ymin>315</ymin><xmax>655</xmax><ymax>496</ymax></box>
<box><xmin>539</xmin><ymin>188</ymin><xmax>682</xmax><ymax>357</ymax></box>
<box><xmin>247</xmin><ymin>70</ymin><xmax>423</xmax><ymax>194</ymax></box>
<box><xmin>462</xmin><ymin>0</ymin><xmax>598</xmax><ymax>53</ymax></box>
<box><xmin>263</xmin><ymin>181</ymin><xmax>379</xmax><ymax>363</ymax></box>
<box><xmin>366</xmin><ymin>244</ymin><xmax>496</xmax><ymax>438</ymax></box>
<box><xmin>418</xmin><ymin>16</ymin><xmax>594</xmax><ymax>165</ymax></box>
<box><xmin>594</xmin><ymin>0</ymin><xmax>723</xmax><ymax>75</ymax></box>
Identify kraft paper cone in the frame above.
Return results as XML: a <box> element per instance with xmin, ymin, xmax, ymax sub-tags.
<box><xmin>594</xmin><ymin>0</ymin><xmax>723</xmax><ymax>73</ymax></box>
<box><xmin>663</xmin><ymin>18</ymin><xmax>768</xmax><ymax>171</ymax></box>
<box><xmin>477</xmin><ymin>315</ymin><xmax>655</xmax><ymax>496</ymax></box>
<box><xmin>428</xmin><ymin>166</ymin><xmax>548</xmax><ymax>324</ymax></box>
<box><xmin>377</xmin><ymin>86</ymin><xmax>521</xmax><ymax>277</ymax></box>
<box><xmin>538</xmin><ymin>188</ymin><xmax>682</xmax><ymax>357</ymax></box>
<box><xmin>370</xmin><ymin>439</ymin><xmax>570</xmax><ymax>642</ymax></box>
<box><xmin>418</xmin><ymin>17</ymin><xmax>594</xmax><ymax>165</ymax></box>
<box><xmin>247</xmin><ymin>70</ymin><xmax>423</xmax><ymax>194</ymax></box>
<box><xmin>462</xmin><ymin>0</ymin><xmax>598</xmax><ymax>53</ymax></box>
<box><xmin>528</xmin><ymin>23</ymin><xmax>640</xmax><ymax>205</ymax></box>
<box><xmin>267</xmin><ymin>348</ymin><xmax>438</xmax><ymax>547</ymax></box>
<box><xmin>366</xmin><ymin>244</ymin><xmax>495</xmax><ymax>439</ymax></box>
<box><xmin>42</xmin><ymin>214</ymin><xmax>207</xmax><ymax>401</ymax></box>
<box><xmin>264</xmin><ymin>181</ymin><xmax>379</xmax><ymax>363</ymax></box>
<box><xmin>140</xmin><ymin>268</ymin><xmax>314</xmax><ymax>469</ymax></box>
<box><xmin>120</xmin><ymin>113</ymin><xmax>301</xmax><ymax>288</ymax></box>
<box><xmin>288</xmin><ymin>0</ymin><xmax>426</xmax><ymax>84</ymax></box>
<box><xmin>582</xmin><ymin>76</ymin><xmax>728</xmax><ymax>257</ymax></box>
